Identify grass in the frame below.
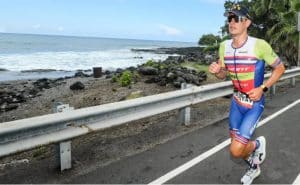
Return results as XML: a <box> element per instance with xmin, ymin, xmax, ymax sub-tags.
<box><xmin>180</xmin><ymin>61</ymin><xmax>225</xmax><ymax>84</ymax></box>
<box><xmin>180</xmin><ymin>62</ymin><xmax>209</xmax><ymax>72</ymax></box>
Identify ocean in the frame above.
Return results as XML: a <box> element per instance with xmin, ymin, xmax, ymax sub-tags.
<box><xmin>0</xmin><ymin>33</ymin><xmax>195</xmax><ymax>81</ymax></box>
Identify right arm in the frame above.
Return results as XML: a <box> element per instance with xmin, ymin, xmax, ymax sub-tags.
<box><xmin>209</xmin><ymin>62</ymin><xmax>227</xmax><ymax>80</ymax></box>
<box><xmin>210</xmin><ymin>41</ymin><xmax>227</xmax><ymax>80</ymax></box>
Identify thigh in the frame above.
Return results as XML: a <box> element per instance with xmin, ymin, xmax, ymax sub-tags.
<box><xmin>238</xmin><ymin>101</ymin><xmax>264</xmax><ymax>140</ymax></box>
<box><xmin>229</xmin><ymin>98</ymin><xmax>243</xmax><ymax>131</ymax></box>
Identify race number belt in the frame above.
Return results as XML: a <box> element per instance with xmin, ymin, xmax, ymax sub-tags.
<box><xmin>233</xmin><ymin>90</ymin><xmax>253</xmax><ymax>108</ymax></box>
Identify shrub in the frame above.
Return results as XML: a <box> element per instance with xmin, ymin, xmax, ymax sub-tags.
<box><xmin>119</xmin><ymin>70</ymin><xmax>132</xmax><ymax>87</ymax></box>
<box><xmin>111</xmin><ymin>75</ymin><xmax>118</xmax><ymax>83</ymax></box>
<box><xmin>145</xmin><ymin>59</ymin><xmax>155</xmax><ymax>66</ymax></box>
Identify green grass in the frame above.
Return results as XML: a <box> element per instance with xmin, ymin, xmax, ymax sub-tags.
<box><xmin>180</xmin><ymin>62</ymin><xmax>209</xmax><ymax>72</ymax></box>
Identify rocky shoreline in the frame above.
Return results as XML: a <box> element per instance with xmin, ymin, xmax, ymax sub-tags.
<box><xmin>0</xmin><ymin>46</ymin><xmax>232</xmax><ymax>182</ymax></box>
<box><xmin>0</xmin><ymin>46</ymin><xmax>218</xmax><ymax>119</ymax></box>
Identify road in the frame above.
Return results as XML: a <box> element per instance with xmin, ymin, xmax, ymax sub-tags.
<box><xmin>0</xmin><ymin>81</ymin><xmax>299</xmax><ymax>184</ymax></box>
<box><xmin>64</xmin><ymin>82</ymin><xmax>300</xmax><ymax>184</ymax></box>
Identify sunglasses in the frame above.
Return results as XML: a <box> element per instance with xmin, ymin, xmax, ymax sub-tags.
<box><xmin>227</xmin><ymin>15</ymin><xmax>247</xmax><ymax>23</ymax></box>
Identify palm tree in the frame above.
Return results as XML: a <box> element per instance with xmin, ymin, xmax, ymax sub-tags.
<box><xmin>266</xmin><ymin>0</ymin><xmax>300</xmax><ymax>66</ymax></box>
<box><xmin>222</xmin><ymin>0</ymin><xmax>300</xmax><ymax>66</ymax></box>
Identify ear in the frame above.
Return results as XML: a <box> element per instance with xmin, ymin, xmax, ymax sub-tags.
<box><xmin>246</xmin><ymin>19</ymin><xmax>252</xmax><ymax>28</ymax></box>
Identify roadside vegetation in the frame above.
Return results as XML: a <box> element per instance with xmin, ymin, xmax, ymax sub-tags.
<box><xmin>199</xmin><ymin>0</ymin><xmax>300</xmax><ymax>67</ymax></box>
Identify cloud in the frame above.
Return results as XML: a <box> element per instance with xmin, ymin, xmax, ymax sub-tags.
<box><xmin>57</xmin><ymin>26</ymin><xmax>64</xmax><ymax>32</ymax></box>
<box><xmin>0</xmin><ymin>27</ymin><xmax>6</xmax><ymax>32</ymax></box>
<box><xmin>33</xmin><ymin>24</ymin><xmax>41</xmax><ymax>29</ymax></box>
<box><xmin>159</xmin><ymin>24</ymin><xmax>182</xmax><ymax>36</ymax></box>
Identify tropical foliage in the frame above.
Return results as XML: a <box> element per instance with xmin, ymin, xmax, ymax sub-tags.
<box><xmin>198</xmin><ymin>34</ymin><xmax>221</xmax><ymax>46</ymax></box>
<box><xmin>223</xmin><ymin>0</ymin><xmax>300</xmax><ymax>66</ymax></box>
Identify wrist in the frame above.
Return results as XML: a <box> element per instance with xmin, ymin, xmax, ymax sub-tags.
<box><xmin>260</xmin><ymin>84</ymin><xmax>269</xmax><ymax>92</ymax></box>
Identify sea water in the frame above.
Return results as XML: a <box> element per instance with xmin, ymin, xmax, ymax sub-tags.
<box><xmin>0</xmin><ymin>33</ymin><xmax>195</xmax><ymax>81</ymax></box>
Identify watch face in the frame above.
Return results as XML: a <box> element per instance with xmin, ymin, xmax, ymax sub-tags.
<box><xmin>263</xmin><ymin>87</ymin><xmax>268</xmax><ymax>92</ymax></box>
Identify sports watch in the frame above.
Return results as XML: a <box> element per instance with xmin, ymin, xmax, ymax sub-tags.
<box><xmin>260</xmin><ymin>84</ymin><xmax>268</xmax><ymax>92</ymax></box>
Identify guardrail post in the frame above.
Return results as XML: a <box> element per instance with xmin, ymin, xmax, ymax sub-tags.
<box><xmin>179</xmin><ymin>83</ymin><xmax>192</xmax><ymax>125</ymax></box>
<box><xmin>270</xmin><ymin>85</ymin><xmax>276</xmax><ymax>96</ymax></box>
<box><xmin>60</xmin><ymin>141</ymin><xmax>71</xmax><ymax>171</ymax></box>
<box><xmin>53</xmin><ymin>102</ymin><xmax>74</xmax><ymax>171</ymax></box>
<box><xmin>290</xmin><ymin>77</ymin><xmax>296</xmax><ymax>87</ymax></box>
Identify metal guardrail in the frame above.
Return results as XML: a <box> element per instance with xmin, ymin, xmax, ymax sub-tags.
<box><xmin>0</xmin><ymin>67</ymin><xmax>300</xmax><ymax>170</ymax></box>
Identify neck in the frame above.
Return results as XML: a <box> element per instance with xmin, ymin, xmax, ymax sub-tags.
<box><xmin>231</xmin><ymin>32</ymin><xmax>248</xmax><ymax>48</ymax></box>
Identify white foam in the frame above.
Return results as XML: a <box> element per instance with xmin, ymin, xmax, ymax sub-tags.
<box><xmin>0</xmin><ymin>49</ymin><xmax>172</xmax><ymax>71</ymax></box>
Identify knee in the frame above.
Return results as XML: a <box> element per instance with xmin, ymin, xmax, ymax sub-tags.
<box><xmin>230</xmin><ymin>143</ymin><xmax>246</xmax><ymax>158</ymax></box>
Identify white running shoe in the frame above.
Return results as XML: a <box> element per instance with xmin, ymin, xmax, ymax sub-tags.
<box><xmin>253</xmin><ymin>136</ymin><xmax>266</xmax><ymax>165</ymax></box>
<box><xmin>241</xmin><ymin>166</ymin><xmax>261</xmax><ymax>185</ymax></box>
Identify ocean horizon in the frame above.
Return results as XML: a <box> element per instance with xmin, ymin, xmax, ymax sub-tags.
<box><xmin>0</xmin><ymin>33</ymin><xmax>196</xmax><ymax>81</ymax></box>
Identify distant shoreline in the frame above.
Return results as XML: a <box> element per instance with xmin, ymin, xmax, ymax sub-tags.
<box><xmin>0</xmin><ymin>46</ymin><xmax>206</xmax><ymax>82</ymax></box>
<box><xmin>0</xmin><ymin>32</ymin><xmax>196</xmax><ymax>46</ymax></box>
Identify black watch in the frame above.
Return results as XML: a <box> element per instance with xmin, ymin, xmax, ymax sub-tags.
<box><xmin>260</xmin><ymin>85</ymin><xmax>268</xmax><ymax>92</ymax></box>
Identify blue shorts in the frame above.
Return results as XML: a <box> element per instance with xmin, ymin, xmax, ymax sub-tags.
<box><xmin>229</xmin><ymin>95</ymin><xmax>265</xmax><ymax>141</ymax></box>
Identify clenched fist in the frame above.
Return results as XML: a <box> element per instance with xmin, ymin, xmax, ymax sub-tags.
<box><xmin>209</xmin><ymin>62</ymin><xmax>221</xmax><ymax>74</ymax></box>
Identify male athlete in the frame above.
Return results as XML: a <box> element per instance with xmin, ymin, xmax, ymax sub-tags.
<box><xmin>209</xmin><ymin>4</ymin><xmax>285</xmax><ymax>184</ymax></box>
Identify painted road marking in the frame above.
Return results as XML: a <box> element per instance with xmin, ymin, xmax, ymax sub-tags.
<box><xmin>293</xmin><ymin>173</ymin><xmax>300</xmax><ymax>185</ymax></box>
<box><xmin>149</xmin><ymin>99</ymin><xmax>300</xmax><ymax>185</ymax></box>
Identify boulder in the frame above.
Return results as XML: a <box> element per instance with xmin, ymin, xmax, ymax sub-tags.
<box><xmin>74</xmin><ymin>71</ymin><xmax>89</xmax><ymax>78</ymax></box>
<box><xmin>138</xmin><ymin>66</ymin><xmax>159</xmax><ymax>75</ymax></box>
<box><xmin>70</xmin><ymin>81</ymin><xmax>85</xmax><ymax>90</ymax></box>
<box><xmin>33</xmin><ymin>78</ymin><xmax>52</xmax><ymax>90</ymax></box>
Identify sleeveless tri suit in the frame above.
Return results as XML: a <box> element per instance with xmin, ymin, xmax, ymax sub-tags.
<box><xmin>218</xmin><ymin>36</ymin><xmax>282</xmax><ymax>143</ymax></box>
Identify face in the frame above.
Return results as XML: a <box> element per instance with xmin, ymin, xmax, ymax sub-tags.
<box><xmin>227</xmin><ymin>14</ymin><xmax>251</xmax><ymax>36</ymax></box>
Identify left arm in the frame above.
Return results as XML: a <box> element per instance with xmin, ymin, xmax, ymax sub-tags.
<box><xmin>247</xmin><ymin>63</ymin><xmax>285</xmax><ymax>101</ymax></box>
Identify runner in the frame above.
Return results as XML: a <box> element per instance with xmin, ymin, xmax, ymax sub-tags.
<box><xmin>208</xmin><ymin>3</ymin><xmax>285</xmax><ymax>184</ymax></box>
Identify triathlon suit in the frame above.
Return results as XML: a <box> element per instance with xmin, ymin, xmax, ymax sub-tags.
<box><xmin>219</xmin><ymin>36</ymin><xmax>282</xmax><ymax>144</ymax></box>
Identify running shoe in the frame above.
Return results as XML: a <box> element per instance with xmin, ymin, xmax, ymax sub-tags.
<box><xmin>253</xmin><ymin>136</ymin><xmax>266</xmax><ymax>164</ymax></box>
<box><xmin>241</xmin><ymin>165</ymin><xmax>261</xmax><ymax>185</ymax></box>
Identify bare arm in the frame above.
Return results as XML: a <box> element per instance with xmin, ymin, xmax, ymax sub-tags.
<box><xmin>264</xmin><ymin>63</ymin><xmax>285</xmax><ymax>88</ymax></box>
<box><xmin>247</xmin><ymin>63</ymin><xmax>285</xmax><ymax>101</ymax></box>
<box><xmin>209</xmin><ymin>62</ymin><xmax>227</xmax><ymax>80</ymax></box>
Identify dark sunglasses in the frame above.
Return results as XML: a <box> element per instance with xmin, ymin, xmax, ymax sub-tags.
<box><xmin>227</xmin><ymin>15</ymin><xmax>246</xmax><ymax>23</ymax></box>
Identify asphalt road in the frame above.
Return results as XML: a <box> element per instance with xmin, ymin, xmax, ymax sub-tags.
<box><xmin>64</xmin><ymin>82</ymin><xmax>300</xmax><ymax>184</ymax></box>
<box><xmin>0</xmin><ymin>81</ymin><xmax>299</xmax><ymax>184</ymax></box>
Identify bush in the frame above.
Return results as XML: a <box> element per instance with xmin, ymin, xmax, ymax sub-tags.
<box><xmin>119</xmin><ymin>70</ymin><xmax>133</xmax><ymax>87</ymax></box>
<box><xmin>111</xmin><ymin>75</ymin><xmax>118</xmax><ymax>83</ymax></box>
<box><xmin>144</xmin><ymin>59</ymin><xmax>165</xmax><ymax>70</ymax></box>
<box><xmin>145</xmin><ymin>59</ymin><xmax>155</xmax><ymax>66</ymax></box>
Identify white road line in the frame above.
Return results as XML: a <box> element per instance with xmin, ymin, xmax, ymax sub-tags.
<box><xmin>293</xmin><ymin>173</ymin><xmax>300</xmax><ymax>185</ymax></box>
<box><xmin>148</xmin><ymin>99</ymin><xmax>300</xmax><ymax>185</ymax></box>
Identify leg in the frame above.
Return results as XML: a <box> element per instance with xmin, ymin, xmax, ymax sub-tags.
<box><xmin>229</xmin><ymin>98</ymin><xmax>243</xmax><ymax>141</ymax></box>
<box><xmin>230</xmin><ymin>134</ymin><xmax>256</xmax><ymax>159</ymax></box>
<box><xmin>229</xmin><ymin>98</ymin><xmax>255</xmax><ymax>159</ymax></box>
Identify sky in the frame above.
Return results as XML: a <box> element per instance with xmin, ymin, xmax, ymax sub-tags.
<box><xmin>0</xmin><ymin>0</ymin><xmax>229</xmax><ymax>42</ymax></box>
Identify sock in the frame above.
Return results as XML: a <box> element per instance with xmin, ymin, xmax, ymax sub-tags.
<box><xmin>244</xmin><ymin>159</ymin><xmax>258</xmax><ymax>169</ymax></box>
<box><xmin>255</xmin><ymin>140</ymin><xmax>260</xmax><ymax>150</ymax></box>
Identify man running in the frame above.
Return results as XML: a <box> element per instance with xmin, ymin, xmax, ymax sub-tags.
<box><xmin>209</xmin><ymin>3</ymin><xmax>285</xmax><ymax>184</ymax></box>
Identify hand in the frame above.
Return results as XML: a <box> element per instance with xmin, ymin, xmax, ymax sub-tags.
<box><xmin>209</xmin><ymin>62</ymin><xmax>221</xmax><ymax>74</ymax></box>
<box><xmin>246</xmin><ymin>88</ymin><xmax>264</xmax><ymax>101</ymax></box>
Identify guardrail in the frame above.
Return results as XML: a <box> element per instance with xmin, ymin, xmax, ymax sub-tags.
<box><xmin>1</xmin><ymin>67</ymin><xmax>300</xmax><ymax>171</ymax></box>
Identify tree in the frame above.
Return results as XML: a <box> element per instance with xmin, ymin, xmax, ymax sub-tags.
<box><xmin>266</xmin><ymin>0</ymin><xmax>300</xmax><ymax>66</ymax></box>
<box><xmin>222</xmin><ymin>0</ymin><xmax>300</xmax><ymax>66</ymax></box>
<box><xmin>198</xmin><ymin>34</ymin><xmax>221</xmax><ymax>46</ymax></box>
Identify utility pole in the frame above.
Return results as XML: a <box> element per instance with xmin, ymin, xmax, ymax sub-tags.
<box><xmin>298</xmin><ymin>12</ymin><xmax>300</xmax><ymax>66</ymax></box>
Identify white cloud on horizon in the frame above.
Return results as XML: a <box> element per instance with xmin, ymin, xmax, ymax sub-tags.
<box><xmin>33</xmin><ymin>24</ymin><xmax>41</xmax><ymax>29</ymax></box>
<box><xmin>57</xmin><ymin>26</ymin><xmax>64</xmax><ymax>32</ymax></box>
<box><xmin>0</xmin><ymin>27</ymin><xmax>6</xmax><ymax>33</ymax></box>
<box><xmin>159</xmin><ymin>24</ymin><xmax>182</xmax><ymax>36</ymax></box>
